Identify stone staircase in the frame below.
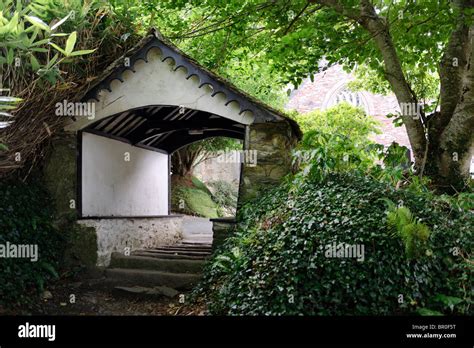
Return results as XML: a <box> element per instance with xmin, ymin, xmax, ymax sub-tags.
<box><xmin>105</xmin><ymin>242</ymin><xmax>212</xmax><ymax>290</ymax></box>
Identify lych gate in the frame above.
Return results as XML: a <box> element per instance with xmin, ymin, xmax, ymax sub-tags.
<box><xmin>46</xmin><ymin>29</ymin><xmax>300</xmax><ymax>267</ymax></box>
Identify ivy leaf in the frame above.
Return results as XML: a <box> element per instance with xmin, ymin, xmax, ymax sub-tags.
<box><xmin>41</xmin><ymin>262</ymin><xmax>59</xmax><ymax>279</ymax></box>
<box><xmin>417</xmin><ymin>308</ymin><xmax>443</xmax><ymax>316</ymax></box>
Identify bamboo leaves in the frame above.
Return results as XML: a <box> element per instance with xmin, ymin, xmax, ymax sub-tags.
<box><xmin>24</xmin><ymin>15</ymin><xmax>50</xmax><ymax>32</ymax></box>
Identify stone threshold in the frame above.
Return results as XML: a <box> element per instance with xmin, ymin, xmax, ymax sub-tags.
<box><xmin>210</xmin><ymin>217</ymin><xmax>237</xmax><ymax>223</ymax></box>
<box><xmin>78</xmin><ymin>215</ymin><xmax>183</xmax><ymax>220</ymax></box>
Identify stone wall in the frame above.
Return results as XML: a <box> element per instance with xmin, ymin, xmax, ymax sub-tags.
<box><xmin>43</xmin><ymin>133</ymin><xmax>98</xmax><ymax>267</ymax></box>
<box><xmin>79</xmin><ymin>217</ymin><xmax>183</xmax><ymax>266</ymax></box>
<box><xmin>194</xmin><ymin>152</ymin><xmax>241</xmax><ymax>185</ymax></box>
<box><xmin>238</xmin><ymin>120</ymin><xmax>298</xmax><ymax>204</ymax></box>
<box><xmin>211</xmin><ymin>218</ymin><xmax>237</xmax><ymax>251</ymax></box>
<box><xmin>43</xmin><ymin>133</ymin><xmax>78</xmax><ymax>224</ymax></box>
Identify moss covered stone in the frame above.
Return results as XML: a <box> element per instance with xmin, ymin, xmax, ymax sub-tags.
<box><xmin>239</xmin><ymin>120</ymin><xmax>298</xmax><ymax>204</ymax></box>
<box><xmin>42</xmin><ymin>133</ymin><xmax>98</xmax><ymax>267</ymax></box>
<box><xmin>63</xmin><ymin>223</ymin><xmax>98</xmax><ymax>268</ymax></box>
<box><xmin>173</xmin><ymin>187</ymin><xmax>219</xmax><ymax>218</ymax></box>
<box><xmin>43</xmin><ymin>133</ymin><xmax>78</xmax><ymax>223</ymax></box>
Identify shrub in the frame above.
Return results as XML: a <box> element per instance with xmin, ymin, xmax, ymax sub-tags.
<box><xmin>291</xmin><ymin>103</ymin><xmax>427</xmax><ymax>191</ymax></box>
<box><xmin>198</xmin><ymin>172</ymin><xmax>473</xmax><ymax>315</ymax></box>
<box><xmin>0</xmin><ymin>179</ymin><xmax>64</xmax><ymax>309</ymax></box>
<box><xmin>291</xmin><ymin>103</ymin><xmax>381</xmax><ymax>141</ymax></box>
<box><xmin>208</xmin><ymin>180</ymin><xmax>238</xmax><ymax>215</ymax></box>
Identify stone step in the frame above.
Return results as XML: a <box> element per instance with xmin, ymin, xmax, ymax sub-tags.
<box><xmin>181</xmin><ymin>239</ymin><xmax>213</xmax><ymax>244</ymax></box>
<box><xmin>177</xmin><ymin>236</ymin><xmax>212</xmax><ymax>244</ymax></box>
<box><xmin>182</xmin><ymin>233</ymin><xmax>213</xmax><ymax>238</ymax></box>
<box><xmin>110</xmin><ymin>253</ymin><xmax>206</xmax><ymax>273</ymax></box>
<box><xmin>152</xmin><ymin>246</ymin><xmax>212</xmax><ymax>253</ymax></box>
<box><xmin>180</xmin><ymin>241</ymin><xmax>213</xmax><ymax>246</ymax></box>
<box><xmin>132</xmin><ymin>250</ymin><xmax>209</xmax><ymax>260</ymax></box>
<box><xmin>105</xmin><ymin>268</ymin><xmax>201</xmax><ymax>290</ymax></box>
<box><xmin>140</xmin><ymin>248</ymin><xmax>211</xmax><ymax>257</ymax></box>
<box><xmin>182</xmin><ymin>236</ymin><xmax>213</xmax><ymax>240</ymax></box>
<box><xmin>165</xmin><ymin>243</ymin><xmax>212</xmax><ymax>248</ymax></box>
<box><xmin>114</xmin><ymin>286</ymin><xmax>179</xmax><ymax>298</ymax></box>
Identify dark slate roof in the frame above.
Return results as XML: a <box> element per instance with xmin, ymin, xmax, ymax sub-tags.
<box><xmin>81</xmin><ymin>28</ymin><xmax>301</xmax><ymax>138</ymax></box>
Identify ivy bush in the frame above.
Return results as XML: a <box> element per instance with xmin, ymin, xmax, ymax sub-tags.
<box><xmin>198</xmin><ymin>172</ymin><xmax>473</xmax><ymax>315</ymax></box>
<box><xmin>0</xmin><ymin>179</ymin><xmax>64</xmax><ymax>308</ymax></box>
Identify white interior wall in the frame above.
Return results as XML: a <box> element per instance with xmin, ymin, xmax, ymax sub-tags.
<box><xmin>81</xmin><ymin>132</ymin><xmax>169</xmax><ymax>216</ymax></box>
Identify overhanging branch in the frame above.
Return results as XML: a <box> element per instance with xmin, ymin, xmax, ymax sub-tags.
<box><xmin>313</xmin><ymin>0</ymin><xmax>427</xmax><ymax>159</ymax></box>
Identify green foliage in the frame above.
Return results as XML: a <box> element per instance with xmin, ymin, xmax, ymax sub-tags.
<box><xmin>0</xmin><ymin>0</ymin><xmax>99</xmax><ymax>149</ymax></box>
<box><xmin>290</xmin><ymin>104</ymin><xmax>431</xmax><ymax>192</ymax></box>
<box><xmin>208</xmin><ymin>180</ymin><xmax>238</xmax><ymax>215</ymax></box>
<box><xmin>384</xmin><ymin>201</ymin><xmax>431</xmax><ymax>259</ymax></box>
<box><xmin>173</xmin><ymin>187</ymin><xmax>219</xmax><ymax>218</ymax></box>
<box><xmin>172</xmin><ymin>177</ymin><xmax>238</xmax><ymax>218</ymax></box>
<box><xmin>108</xmin><ymin>0</ymin><xmax>290</xmax><ymax>110</ymax></box>
<box><xmin>348</xmin><ymin>64</ymin><xmax>440</xmax><ymax>108</ymax></box>
<box><xmin>171</xmin><ymin>137</ymin><xmax>242</xmax><ymax>177</ymax></box>
<box><xmin>151</xmin><ymin>0</ymin><xmax>457</xmax><ymax>94</ymax></box>
<box><xmin>172</xmin><ymin>177</ymin><xmax>219</xmax><ymax>218</ymax></box>
<box><xmin>0</xmin><ymin>178</ymin><xmax>64</xmax><ymax>308</ymax></box>
<box><xmin>291</xmin><ymin>103</ymin><xmax>381</xmax><ymax>141</ymax></box>
<box><xmin>0</xmin><ymin>0</ymin><xmax>97</xmax><ymax>78</ymax></box>
<box><xmin>0</xmin><ymin>96</ymin><xmax>22</xmax><ymax>135</ymax></box>
<box><xmin>293</xmin><ymin>130</ymin><xmax>381</xmax><ymax>184</ymax></box>
<box><xmin>191</xmin><ymin>176</ymin><xmax>212</xmax><ymax>196</ymax></box>
<box><xmin>291</xmin><ymin>104</ymin><xmax>384</xmax><ymax>184</ymax></box>
<box><xmin>435</xmin><ymin>192</ymin><xmax>474</xmax><ymax>212</ymax></box>
<box><xmin>198</xmin><ymin>172</ymin><xmax>473</xmax><ymax>315</ymax></box>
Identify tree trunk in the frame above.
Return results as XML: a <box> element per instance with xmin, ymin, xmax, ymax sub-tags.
<box><xmin>171</xmin><ymin>147</ymin><xmax>198</xmax><ymax>178</ymax></box>
<box><xmin>424</xmin><ymin>129</ymin><xmax>473</xmax><ymax>193</ymax></box>
<box><xmin>316</xmin><ymin>0</ymin><xmax>473</xmax><ymax>192</ymax></box>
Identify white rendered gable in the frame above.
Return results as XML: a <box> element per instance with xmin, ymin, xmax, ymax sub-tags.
<box><xmin>66</xmin><ymin>47</ymin><xmax>254</xmax><ymax>132</ymax></box>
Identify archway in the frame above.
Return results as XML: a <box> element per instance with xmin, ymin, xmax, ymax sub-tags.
<box><xmin>49</xmin><ymin>29</ymin><xmax>300</xmax><ymax>266</ymax></box>
<box><xmin>77</xmin><ymin>105</ymin><xmax>246</xmax><ymax>218</ymax></box>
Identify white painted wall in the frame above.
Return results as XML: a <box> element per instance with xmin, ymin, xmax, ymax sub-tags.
<box><xmin>79</xmin><ymin>217</ymin><xmax>183</xmax><ymax>266</ymax></box>
<box><xmin>82</xmin><ymin>132</ymin><xmax>169</xmax><ymax>216</ymax></box>
<box><xmin>65</xmin><ymin>47</ymin><xmax>254</xmax><ymax>132</ymax></box>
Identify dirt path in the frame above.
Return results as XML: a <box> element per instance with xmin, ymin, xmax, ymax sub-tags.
<box><xmin>3</xmin><ymin>276</ymin><xmax>207</xmax><ymax>316</ymax></box>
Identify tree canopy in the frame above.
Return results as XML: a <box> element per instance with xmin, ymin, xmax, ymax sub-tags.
<box><xmin>144</xmin><ymin>0</ymin><xmax>473</xmax><ymax>191</ymax></box>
